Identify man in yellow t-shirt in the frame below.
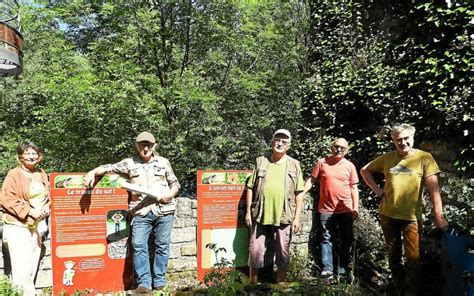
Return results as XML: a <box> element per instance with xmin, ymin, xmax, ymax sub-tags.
<box><xmin>245</xmin><ymin>129</ymin><xmax>305</xmax><ymax>284</ymax></box>
<box><xmin>361</xmin><ymin>123</ymin><xmax>448</xmax><ymax>295</ymax></box>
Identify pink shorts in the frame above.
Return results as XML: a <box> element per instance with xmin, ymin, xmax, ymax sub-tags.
<box><xmin>248</xmin><ymin>222</ymin><xmax>292</xmax><ymax>269</ymax></box>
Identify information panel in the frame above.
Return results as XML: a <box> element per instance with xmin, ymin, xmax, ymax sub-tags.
<box><xmin>50</xmin><ymin>173</ymin><xmax>132</xmax><ymax>295</ymax></box>
<box><xmin>197</xmin><ymin>170</ymin><xmax>252</xmax><ymax>281</ymax></box>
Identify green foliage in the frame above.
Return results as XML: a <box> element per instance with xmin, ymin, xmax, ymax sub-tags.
<box><xmin>1</xmin><ymin>0</ymin><xmax>471</xmax><ymax>294</ymax></box>
<box><xmin>0</xmin><ymin>276</ymin><xmax>22</xmax><ymax>296</ymax></box>
<box><xmin>40</xmin><ymin>287</ymin><xmax>52</xmax><ymax>295</ymax></box>
<box><xmin>300</xmin><ymin>0</ymin><xmax>472</xmax><ymax>179</ymax></box>
<box><xmin>0</xmin><ymin>4</ymin><xmax>103</xmax><ymax>173</ymax></box>
<box><xmin>353</xmin><ymin>206</ymin><xmax>386</xmax><ymax>265</ymax></box>
<box><xmin>392</xmin><ymin>0</ymin><xmax>473</xmax><ymax>174</ymax></box>
<box><xmin>269</xmin><ymin>278</ymin><xmax>364</xmax><ymax>295</ymax></box>
<box><xmin>59</xmin><ymin>289</ymin><xmax>129</xmax><ymax>295</ymax></box>
<box><xmin>299</xmin><ymin>0</ymin><xmax>397</xmax><ymax>173</ymax></box>
<box><xmin>286</xmin><ymin>248</ymin><xmax>315</xmax><ymax>282</ymax></box>
<box><xmin>1</xmin><ymin>1</ymin><xmax>308</xmax><ymax>189</ymax></box>
<box><xmin>353</xmin><ymin>205</ymin><xmax>389</xmax><ymax>289</ymax></box>
<box><xmin>154</xmin><ymin>286</ymin><xmax>170</xmax><ymax>296</ymax></box>
<box><xmin>203</xmin><ymin>243</ymin><xmax>248</xmax><ymax>296</ymax></box>
<box><xmin>425</xmin><ymin>173</ymin><xmax>473</xmax><ymax>235</ymax></box>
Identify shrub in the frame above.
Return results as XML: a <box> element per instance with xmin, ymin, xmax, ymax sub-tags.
<box><xmin>0</xmin><ymin>275</ymin><xmax>22</xmax><ymax>296</ymax></box>
<box><xmin>287</xmin><ymin>247</ymin><xmax>315</xmax><ymax>282</ymax></box>
<box><xmin>353</xmin><ymin>205</ymin><xmax>389</xmax><ymax>290</ymax></box>
<box><xmin>424</xmin><ymin>173</ymin><xmax>473</xmax><ymax>235</ymax></box>
<box><xmin>203</xmin><ymin>244</ymin><xmax>248</xmax><ymax>296</ymax></box>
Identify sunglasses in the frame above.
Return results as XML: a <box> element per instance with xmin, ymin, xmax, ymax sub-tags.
<box><xmin>333</xmin><ymin>145</ymin><xmax>347</xmax><ymax>151</ymax></box>
<box><xmin>274</xmin><ymin>138</ymin><xmax>290</xmax><ymax>146</ymax></box>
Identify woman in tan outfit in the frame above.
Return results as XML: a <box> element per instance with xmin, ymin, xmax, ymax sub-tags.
<box><xmin>1</xmin><ymin>142</ymin><xmax>49</xmax><ymax>296</ymax></box>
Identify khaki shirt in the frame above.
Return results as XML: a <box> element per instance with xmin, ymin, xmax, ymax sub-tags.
<box><xmin>102</xmin><ymin>154</ymin><xmax>180</xmax><ymax>216</ymax></box>
<box><xmin>247</xmin><ymin>155</ymin><xmax>304</xmax><ymax>225</ymax></box>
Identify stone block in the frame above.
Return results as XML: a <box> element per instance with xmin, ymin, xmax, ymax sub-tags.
<box><xmin>291</xmin><ymin>244</ymin><xmax>309</xmax><ymax>256</ymax></box>
<box><xmin>168</xmin><ymin>271</ymin><xmax>200</xmax><ymax>291</ymax></box>
<box><xmin>43</xmin><ymin>239</ymin><xmax>51</xmax><ymax>256</ymax></box>
<box><xmin>301</xmin><ymin>222</ymin><xmax>312</xmax><ymax>233</ymax></box>
<box><xmin>171</xmin><ymin>227</ymin><xmax>196</xmax><ymax>244</ymax></box>
<box><xmin>168</xmin><ymin>257</ymin><xmax>197</xmax><ymax>272</ymax></box>
<box><xmin>38</xmin><ymin>255</ymin><xmax>52</xmax><ymax>270</ymax></box>
<box><xmin>170</xmin><ymin>243</ymin><xmax>181</xmax><ymax>259</ymax></box>
<box><xmin>173</xmin><ymin>217</ymin><xmax>196</xmax><ymax>228</ymax></box>
<box><xmin>292</xmin><ymin>232</ymin><xmax>309</xmax><ymax>244</ymax></box>
<box><xmin>35</xmin><ymin>268</ymin><xmax>52</xmax><ymax>289</ymax></box>
<box><xmin>176</xmin><ymin>198</ymin><xmax>193</xmax><ymax>217</ymax></box>
<box><xmin>300</xmin><ymin>212</ymin><xmax>312</xmax><ymax>223</ymax></box>
<box><xmin>181</xmin><ymin>243</ymin><xmax>197</xmax><ymax>256</ymax></box>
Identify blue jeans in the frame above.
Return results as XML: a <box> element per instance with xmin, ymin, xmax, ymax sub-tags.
<box><xmin>132</xmin><ymin>211</ymin><xmax>174</xmax><ymax>289</ymax></box>
<box><xmin>320</xmin><ymin>212</ymin><xmax>353</xmax><ymax>274</ymax></box>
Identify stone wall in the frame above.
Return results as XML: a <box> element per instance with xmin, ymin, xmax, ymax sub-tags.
<box><xmin>0</xmin><ymin>196</ymin><xmax>314</xmax><ymax>291</ymax></box>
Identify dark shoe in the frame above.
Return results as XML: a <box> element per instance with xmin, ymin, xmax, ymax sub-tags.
<box><xmin>153</xmin><ymin>286</ymin><xmax>165</xmax><ymax>291</ymax></box>
<box><xmin>322</xmin><ymin>275</ymin><xmax>337</xmax><ymax>285</ymax></box>
<box><xmin>129</xmin><ymin>286</ymin><xmax>152</xmax><ymax>295</ymax></box>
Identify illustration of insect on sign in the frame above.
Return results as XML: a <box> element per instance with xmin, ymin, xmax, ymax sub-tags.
<box><xmin>50</xmin><ymin>173</ymin><xmax>133</xmax><ymax>294</ymax></box>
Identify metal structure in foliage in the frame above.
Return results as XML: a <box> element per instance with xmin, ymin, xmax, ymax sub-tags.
<box><xmin>0</xmin><ymin>0</ymin><xmax>22</xmax><ymax>76</ymax></box>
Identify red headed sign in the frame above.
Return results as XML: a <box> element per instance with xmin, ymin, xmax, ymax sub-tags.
<box><xmin>196</xmin><ymin>170</ymin><xmax>251</xmax><ymax>281</ymax></box>
<box><xmin>50</xmin><ymin>173</ymin><xmax>132</xmax><ymax>295</ymax></box>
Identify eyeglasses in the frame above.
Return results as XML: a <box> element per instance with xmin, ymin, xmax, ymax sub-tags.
<box><xmin>273</xmin><ymin>138</ymin><xmax>290</xmax><ymax>146</ymax></box>
<box><xmin>332</xmin><ymin>145</ymin><xmax>347</xmax><ymax>151</ymax></box>
<box><xmin>138</xmin><ymin>142</ymin><xmax>154</xmax><ymax>149</ymax></box>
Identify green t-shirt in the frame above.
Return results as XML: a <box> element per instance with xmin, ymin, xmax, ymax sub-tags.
<box><xmin>366</xmin><ymin>149</ymin><xmax>440</xmax><ymax>220</ymax></box>
<box><xmin>261</xmin><ymin>162</ymin><xmax>287</xmax><ymax>225</ymax></box>
<box><xmin>247</xmin><ymin>157</ymin><xmax>305</xmax><ymax>226</ymax></box>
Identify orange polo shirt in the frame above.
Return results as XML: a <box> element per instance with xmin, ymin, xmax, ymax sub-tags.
<box><xmin>311</xmin><ymin>156</ymin><xmax>358</xmax><ymax>214</ymax></box>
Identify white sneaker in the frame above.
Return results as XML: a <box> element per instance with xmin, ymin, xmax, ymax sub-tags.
<box><xmin>321</xmin><ymin>270</ymin><xmax>333</xmax><ymax>277</ymax></box>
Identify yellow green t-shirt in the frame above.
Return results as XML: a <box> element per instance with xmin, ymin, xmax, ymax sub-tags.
<box><xmin>261</xmin><ymin>162</ymin><xmax>287</xmax><ymax>226</ymax></box>
<box><xmin>366</xmin><ymin>149</ymin><xmax>440</xmax><ymax>220</ymax></box>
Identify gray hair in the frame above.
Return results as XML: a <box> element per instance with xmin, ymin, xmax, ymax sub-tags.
<box><xmin>391</xmin><ymin>123</ymin><xmax>416</xmax><ymax>136</ymax></box>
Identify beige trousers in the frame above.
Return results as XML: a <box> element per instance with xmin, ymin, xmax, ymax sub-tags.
<box><xmin>2</xmin><ymin>223</ymin><xmax>42</xmax><ymax>296</ymax></box>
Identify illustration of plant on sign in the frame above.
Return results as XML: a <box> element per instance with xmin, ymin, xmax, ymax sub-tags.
<box><xmin>203</xmin><ymin>243</ymin><xmax>248</xmax><ymax>296</ymax></box>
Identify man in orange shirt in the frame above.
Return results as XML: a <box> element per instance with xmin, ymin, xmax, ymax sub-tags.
<box><xmin>303</xmin><ymin>138</ymin><xmax>359</xmax><ymax>278</ymax></box>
